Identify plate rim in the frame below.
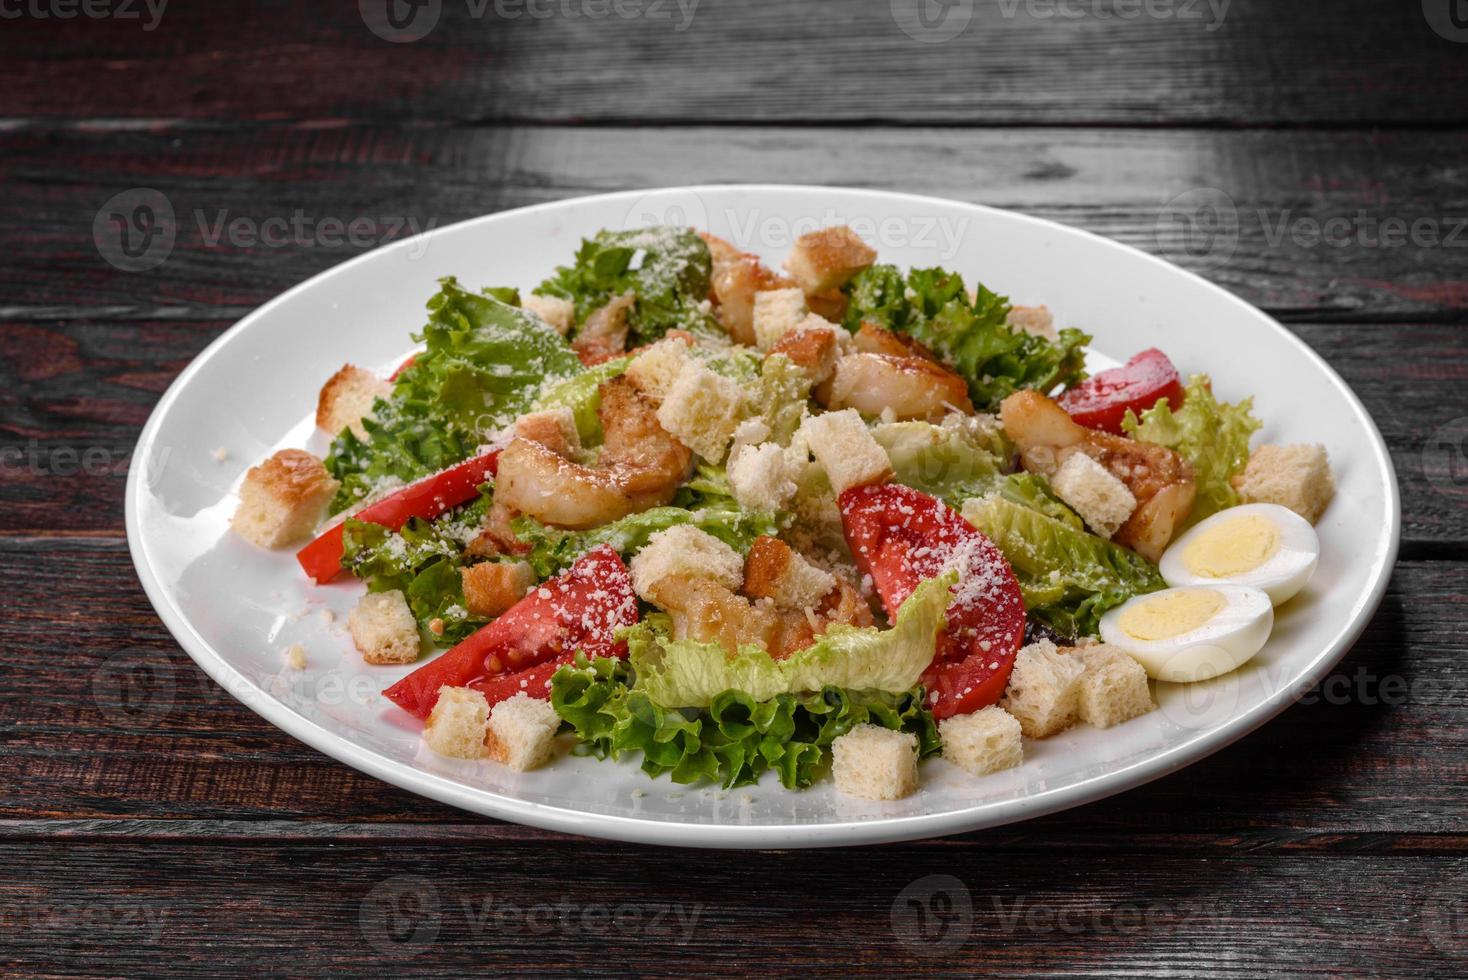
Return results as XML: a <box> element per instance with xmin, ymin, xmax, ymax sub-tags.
<box><xmin>125</xmin><ymin>183</ymin><xmax>1402</xmax><ymax>848</ymax></box>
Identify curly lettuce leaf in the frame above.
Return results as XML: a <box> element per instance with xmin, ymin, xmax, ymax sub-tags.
<box><xmin>843</xmin><ymin>265</ymin><xmax>1090</xmax><ymax>410</ymax></box>
<box><xmin>748</xmin><ymin>353</ymin><xmax>813</xmax><ymax>445</ymax></box>
<box><xmin>535</xmin><ymin>227</ymin><xmax>717</xmax><ymax>346</ymax></box>
<box><xmin>1122</xmin><ymin>374</ymin><xmax>1261</xmax><ymax>524</ymax></box>
<box><xmin>626</xmin><ymin>573</ymin><xmax>955</xmax><ymax>709</ymax></box>
<box><xmin>340</xmin><ymin>490</ymin><xmax>494</xmax><ymax>644</ymax></box>
<box><xmin>551</xmin><ymin>656</ymin><xmax>939</xmax><ymax>790</ymax></box>
<box><xmin>325</xmin><ymin>278</ymin><xmax>583</xmax><ymax>513</ymax></box>
<box><xmin>962</xmin><ymin>494</ymin><xmax>1164</xmax><ymax>639</ymax></box>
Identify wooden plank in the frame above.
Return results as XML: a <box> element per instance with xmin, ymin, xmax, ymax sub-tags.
<box><xmin>1</xmin><ymin>0</ymin><xmax>1466</xmax><ymax>125</ymax></box>
<box><xmin>0</xmin><ymin>840</ymin><xmax>1463</xmax><ymax>977</ymax></box>
<box><xmin>0</xmin><ymin>541</ymin><xmax>1463</xmax><ymax>840</ymax></box>
<box><xmin>4</xmin><ymin>126</ymin><xmax>1468</xmax><ymax>321</ymax></box>
<box><xmin>2</xmin><ymin>318</ymin><xmax>1463</xmax><ymax>545</ymax></box>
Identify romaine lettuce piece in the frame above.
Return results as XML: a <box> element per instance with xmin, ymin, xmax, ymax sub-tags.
<box><xmin>1122</xmin><ymin>373</ymin><xmax>1261</xmax><ymax>524</ymax></box>
<box><xmin>532</xmin><ymin>355</ymin><xmax>632</xmax><ymax>445</ymax></box>
<box><xmin>626</xmin><ymin>573</ymin><xmax>955</xmax><ymax>708</ymax></box>
<box><xmin>874</xmin><ymin>419</ymin><xmax>1009</xmax><ymax>508</ymax></box>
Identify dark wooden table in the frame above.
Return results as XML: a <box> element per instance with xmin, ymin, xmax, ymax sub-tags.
<box><xmin>3</xmin><ymin>2</ymin><xmax>1467</xmax><ymax>975</ymax></box>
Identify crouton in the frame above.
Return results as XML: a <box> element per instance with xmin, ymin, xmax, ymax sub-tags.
<box><xmin>940</xmin><ymin>706</ymin><xmax>1023</xmax><ymax>777</ymax></box>
<box><xmin>630</xmin><ymin>524</ymin><xmax>746</xmax><ymax>599</ymax></box>
<box><xmin>783</xmin><ymin>226</ymin><xmax>877</xmax><ymax>294</ymax></box>
<box><xmin>799</xmin><ymin>409</ymin><xmax>893</xmax><ymax>496</ymax></box>
<box><xmin>1050</xmin><ymin>451</ymin><xmax>1138</xmax><ymax>539</ymax></box>
<box><xmin>230</xmin><ymin>448</ymin><xmax>339</xmax><ymax>549</ymax></box>
<box><xmin>730</xmin><ymin>417</ymin><xmax>772</xmax><ymax>458</ymax></box>
<box><xmin>461</xmin><ymin>561</ymin><xmax>536</xmax><ymax>618</ymax></box>
<box><xmin>316</xmin><ymin>364</ymin><xmax>391</xmax><ymax>439</ymax></box>
<box><xmin>655</xmin><ymin>361</ymin><xmax>746</xmax><ymax>462</ymax></box>
<box><xmin>1006</xmin><ymin>305</ymin><xmax>1058</xmax><ymax>341</ymax></box>
<box><xmin>284</xmin><ymin>644</ymin><xmax>307</xmax><ymax>671</ymax></box>
<box><xmin>741</xmin><ymin>536</ymin><xmax>836</xmax><ymax>610</ymax></box>
<box><xmin>727</xmin><ymin>442</ymin><xmax>799</xmax><ymax>514</ymax></box>
<box><xmin>523</xmin><ymin>293</ymin><xmax>575</xmax><ymax>336</ymax></box>
<box><xmin>514</xmin><ymin>407</ymin><xmax>581</xmax><ymax>458</ymax></box>
<box><xmin>424</xmin><ymin>686</ymin><xmax>490</xmax><ymax>759</ymax></box>
<box><xmin>831</xmin><ymin>724</ymin><xmax>920</xmax><ymax>801</ymax></box>
<box><xmin>1232</xmin><ymin>443</ymin><xmax>1335</xmax><ymax>524</ymax></box>
<box><xmin>348</xmin><ymin>589</ymin><xmax>421</xmax><ymax>665</ymax></box>
<box><xmin>484</xmin><ymin>692</ymin><xmax>562</xmax><ymax>771</ymax></box>
<box><xmin>768</xmin><ymin>318</ymin><xmax>840</xmax><ymax>384</ymax></box>
<box><xmin>752</xmin><ymin>287</ymin><xmax>810</xmax><ymax>351</ymax></box>
<box><xmin>626</xmin><ymin>336</ymin><xmax>695</xmax><ymax>401</ymax></box>
<box><xmin>1071</xmin><ymin>645</ymin><xmax>1154</xmax><ymax>729</ymax></box>
<box><xmin>1000</xmin><ymin>639</ymin><xmax>1086</xmax><ymax>738</ymax></box>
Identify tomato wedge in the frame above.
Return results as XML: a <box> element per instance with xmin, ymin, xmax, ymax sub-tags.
<box><xmin>295</xmin><ymin>451</ymin><xmax>500</xmax><ymax>585</ymax></box>
<box><xmin>382</xmin><ymin>545</ymin><xmax>637</xmax><ymax>718</ymax></box>
<box><xmin>1057</xmin><ymin>347</ymin><xmax>1185</xmax><ymax>435</ymax></box>
<box><xmin>388</xmin><ymin>352</ymin><xmax>419</xmax><ymax>381</ymax></box>
<box><xmin>839</xmin><ymin>484</ymin><xmax>1026</xmax><ymax>720</ymax></box>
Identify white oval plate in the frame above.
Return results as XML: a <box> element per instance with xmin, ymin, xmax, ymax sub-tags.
<box><xmin>127</xmin><ymin>186</ymin><xmax>1399</xmax><ymax>848</ymax></box>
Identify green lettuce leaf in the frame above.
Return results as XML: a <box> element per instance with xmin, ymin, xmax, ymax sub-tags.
<box><xmin>535</xmin><ymin>227</ymin><xmax>717</xmax><ymax>346</ymax></box>
<box><xmin>1122</xmin><ymin>374</ymin><xmax>1261</xmax><ymax>524</ymax></box>
<box><xmin>339</xmin><ymin>490</ymin><xmax>495</xmax><ymax>644</ymax></box>
<box><xmin>747</xmin><ymin>353</ymin><xmax>813</xmax><ymax>445</ymax></box>
<box><xmin>626</xmin><ymin>573</ymin><xmax>955</xmax><ymax>708</ymax></box>
<box><xmin>874</xmin><ymin>419</ymin><xmax>1011</xmax><ymax>508</ymax></box>
<box><xmin>325</xmin><ymin>278</ymin><xmax>583</xmax><ymax>513</ymax></box>
<box><xmin>962</xmin><ymin>494</ymin><xmax>1164</xmax><ymax>639</ymax></box>
<box><xmin>551</xmin><ymin>656</ymin><xmax>939</xmax><ymax>790</ymax></box>
<box><xmin>843</xmin><ymin>265</ymin><xmax>1090</xmax><ymax>410</ymax></box>
<box><xmin>531</xmin><ymin>355</ymin><xmax>632</xmax><ymax>445</ymax></box>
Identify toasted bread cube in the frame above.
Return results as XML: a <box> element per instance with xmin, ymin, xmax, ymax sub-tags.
<box><xmin>784</xmin><ymin>226</ymin><xmax>877</xmax><ymax>294</ymax></box>
<box><xmin>752</xmin><ymin>287</ymin><xmax>810</xmax><ymax>351</ymax></box>
<box><xmin>727</xmin><ymin>442</ymin><xmax>799</xmax><ymax>514</ymax></box>
<box><xmin>316</xmin><ymin>364</ymin><xmax>391</xmax><ymax>440</ymax></box>
<box><xmin>484</xmin><ymin>692</ymin><xmax>562</xmax><ymax>771</ymax></box>
<box><xmin>626</xmin><ymin>336</ymin><xmax>695</xmax><ymax>401</ymax></box>
<box><xmin>742</xmin><ymin>536</ymin><xmax>836</xmax><ymax>610</ymax></box>
<box><xmin>831</xmin><ymin>724</ymin><xmax>920</xmax><ymax>801</ymax></box>
<box><xmin>424</xmin><ymin>686</ymin><xmax>490</xmax><ymax>759</ymax></box>
<box><xmin>461</xmin><ymin>561</ymin><xmax>536</xmax><ymax>619</ymax></box>
<box><xmin>523</xmin><ymin>293</ymin><xmax>575</xmax><ymax>336</ymax></box>
<box><xmin>348</xmin><ymin>589</ymin><xmax>421</xmax><ymax>665</ymax></box>
<box><xmin>940</xmin><ymin>706</ymin><xmax>1023</xmax><ymax>777</ymax></box>
<box><xmin>730</xmin><ymin>417</ymin><xmax>772</xmax><ymax>459</ymax></box>
<box><xmin>767</xmin><ymin>317</ymin><xmax>840</xmax><ymax>384</ymax></box>
<box><xmin>1072</xmin><ymin>645</ymin><xmax>1154</xmax><ymax>729</ymax></box>
<box><xmin>655</xmin><ymin>361</ymin><xmax>745</xmax><ymax>462</ymax></box>
<box><xmin>1050</xmin><ymin>452</ymin><xmax>1138</xmax><ymax>539</ymax></box>
<box><xmin>1232</xmin><ymin>443</ymin><xmax>1335</xmax><ymax>523</ymax></box>
<box><xmin>230</xmin><ymin>448</ymin><xmax>339</xmax><ymax>549</ymax></box>
<box><xmin>630</xmin><ymin>524</ymin><xmax>746</xmax><ymax>599</ymax></box>
<box><xmin>1006</xmin><ymin>305</ymin><xmax>1058</xmax><ymax>341</ymax></box>
<box><xmin>800</xmin><ymin>409</ymin><xmax>893</xmax><ymax>496</ymax></box>
<box><xmin>1000</xmin><ymin>639</ymin><xmax>1086</xmax><ymax>738</ymax></box>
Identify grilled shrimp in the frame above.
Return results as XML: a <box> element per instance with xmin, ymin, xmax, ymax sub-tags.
<box><xmin>999</xmin><ymin>390</ymin><xmax>1196</xmax><ymax>561</ymax></box>
<box><xmin>700</xmin><ymin>232</ymin><xmax>794</xmax><ymax>346</ymax></box>
<box><xmin>571</xmin><ymin>292</ymin><xmax>635</xmax><ymax>365</ymax></box>
<box><xmin>824</xmin><ymin>352</ymin><xmax>974</xmax><ymax>421</ymax></box>
<box><xmin>494</xmin><ymin>376</ymin><xmax>693</xmax><ymax>530</ymax></box>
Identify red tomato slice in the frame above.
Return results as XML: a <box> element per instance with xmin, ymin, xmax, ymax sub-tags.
<box><xmin>839</xmin><ymin>484</ymin><xmax>1026</xmax><ymax>720</ymax></box>
<box><xmin>1057</xmin><ymin>347</ymin><xmax>1185</xmax><ymax>435</ymax></box>
<box><xmin>296</xmin><ymin>450</ymin><xmax>500</xmax><ymax>585</ymax></box>
<box><xmin>382</xmin><ymin>545</ymin><xmax>636</xmax><ymax>719</ymax></box>
<box><xmin>468</xmin><ymin>653</ymin><xmax>577</xmax><ymax>707</ymax></box>
<box><xmin>388</xmin><ymin>352</ymin><xmax>419</xmax><ymax>381</ymax></box>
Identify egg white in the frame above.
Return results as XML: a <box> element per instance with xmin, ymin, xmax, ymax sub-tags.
<box><xmin>1159</xmin><ymin>503</ymin><xmax>1320</xmax><ymax>605</ymax></box>
<box><xmin>1099</xmin><ymin>585</ymin><xmax>1274</xmax><ymax>683</ymax></box>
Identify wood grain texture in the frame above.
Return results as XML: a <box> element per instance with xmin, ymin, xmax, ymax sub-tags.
<box><xmin>1</xmin><ymin>0</ymin><xmax>1466</xmax><ymax>125</ymax></box>
<box><xmin>4</xmin><ymin>126</ymin><xmax>1467</xmax><ymax>322</ymax></box>
<box><xmin>3</xmin><ymin>318</ymin><xmax>1464</xmax><ymax>546</ymax></box>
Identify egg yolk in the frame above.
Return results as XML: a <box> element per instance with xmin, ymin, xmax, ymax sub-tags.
<box><xmin>1119</xmin><ymin>589</ymin><xmax>1227</xmax><ymax>641</ymax></box>
<box><xmin>1183</xmin><ymin>515</ymin><xmax>1280</xmax><ymax>578</ymax></box>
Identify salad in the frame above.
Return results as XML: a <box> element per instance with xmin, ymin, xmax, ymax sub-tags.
<box><xmin>230</xmin><ymin>224</ymin><xmax>1336</xmax><ymax>801</ymax></box>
